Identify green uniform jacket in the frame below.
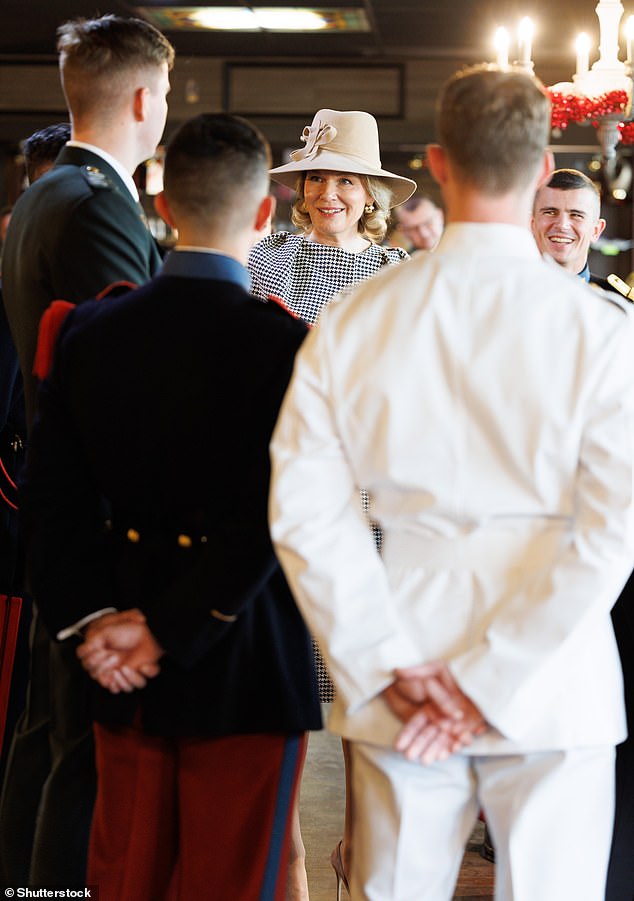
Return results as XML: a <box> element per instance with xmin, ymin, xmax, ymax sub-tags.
<box><xmin>2</xmin><ymin>144</ymin><xmax>162</xmax><ymax>425</ymax></box>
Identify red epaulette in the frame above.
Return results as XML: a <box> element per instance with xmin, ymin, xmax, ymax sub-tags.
<box><xmin>266</xmin><ymin>293</ymin><xmax>312</xmax><ymax>327</ymax></box>
<box><xmin>33</xmin><ymin>281</ymin><xmax>139</xmax><ymax>381</ymax></box>
<box><xmin>32</xmin><ymin>300</ymin><xmax>76</xmax><ymax>381</ymax></box>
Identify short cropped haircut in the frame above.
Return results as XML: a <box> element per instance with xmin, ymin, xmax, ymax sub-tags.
<box><xmin>57</xmin><ymin>15</ymin><xmax>174</xmax><ymax>121</ymax></box>
<box><xmin>437</xmin><ymin>65</ymin><xmax>551</xmax><ymax>194</ymax></box>
<box><xmin>544</xmin><ymin>168</ymin><xmax>600</xmax><ymax>196</ymax></box>
<box><xmin>22</xmin><ymin>122</ymin><xmax>71</xmax><ymax>184</ymax></box>
<box><xmin>164</xmin><ymin>113</ymin><xmax>271</xmax><ymax>232</ymax></box>
<box><xmin>535</xmin><ymin>168</ymin><xmax>601</xmax><ymax>216</ymax></box>
<box><xmin>291</xmin><ymin>173</ymin><xmax>393</xmax><ymax>243</ymax></box>
<box><xmin>544</xmin><ymin>169</ymin><xmax>601</xmax><ymax>197</ymax></box>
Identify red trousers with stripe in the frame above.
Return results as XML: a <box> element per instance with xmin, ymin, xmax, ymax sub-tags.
<box><xmin>88</xmin><ymin>723</ymin><xmax>307</xmax><ymax>901</ymax></box>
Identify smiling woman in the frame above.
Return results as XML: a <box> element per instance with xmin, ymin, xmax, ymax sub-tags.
<box><xmin>247</xmin><ymin>108</ymin><xmax>415</xmax><ymax>901</ymax></box>
<box><xmin>303</xmin><ymin>170</ymin><xmax>376</xmax><ymax>248</ymax></box>
<box><xmin>248</xmin><ymin>108</ymin><xmax>416</xmax><ymax>324</ymax></box>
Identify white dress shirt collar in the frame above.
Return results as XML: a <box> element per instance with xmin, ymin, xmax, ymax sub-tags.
<box><xmin>66</xmin><ymin>140</ymin><xmax>140</xmax><ymax>202</ymax></box>
<box><xmin>437</xmin><ymin>222</ymin><xmax>541</xmax><ymax>260</ymax></box>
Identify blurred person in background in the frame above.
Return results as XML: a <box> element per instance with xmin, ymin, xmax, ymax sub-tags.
<box><xmin>392</xmin><ymin>193</ymin><xmax>444</xmax><ymax>252</ymax></box>
<box><xmin>0</xmin><ymin>122</ymin><xmax>70</xmax><ymax>787</ymax></box>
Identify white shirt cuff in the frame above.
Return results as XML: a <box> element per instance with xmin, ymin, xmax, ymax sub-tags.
<box><xmin>56</xmin><ymin>607</ymin><xmax>118</xmax><ymax>641</ymax></box>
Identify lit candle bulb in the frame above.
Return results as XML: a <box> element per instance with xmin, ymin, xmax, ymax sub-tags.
<box><xmin>518</xmin><ymin>17</ymin><xmax>534</xmax><ymax>67</ymax></box>
<box><xmin>494</xmin><ymin>27</ymin><xmax>510</xmax><ymax>69</ymax></box>
<box><xmin>626</xmin><ymin>16</ymin><xmax>634</xmax><ymax>66</ymax></box>
<box><xmin>575</xmin><ymin>32</ymin><xmax>591</xmax><ymax>76</ymax></box>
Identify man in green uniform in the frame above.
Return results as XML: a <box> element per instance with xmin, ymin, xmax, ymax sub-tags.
<box><xmin>0</xmin><ymin>14</ymin><xmax>173</xmax><ymax>887</ymax></box>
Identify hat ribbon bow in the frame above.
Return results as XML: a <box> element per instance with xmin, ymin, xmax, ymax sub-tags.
<box><xmin>290</xmin><ymin>123</ymin><xmax>337</xmax><ymax>161</ymax></box>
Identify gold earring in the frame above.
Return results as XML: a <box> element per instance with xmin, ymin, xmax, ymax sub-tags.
<box><xmin>364</xmin><ymin>203</ymin><xmax>375</xmax><ymax>215</ymax></box>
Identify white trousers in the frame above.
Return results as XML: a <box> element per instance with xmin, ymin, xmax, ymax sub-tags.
<box><xmin>349</xmin><ymin>741</ymin><xmax>615</xmax><ymax>901</ymax></box>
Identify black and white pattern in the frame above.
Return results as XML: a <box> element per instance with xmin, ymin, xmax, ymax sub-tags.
<box><xmin>314</xmin><ymin>490</ymin><xmax>382</xmax><ymax>703</ymax></box>
<box><xmin>248</xmin><ymin>231</ymin><xmax>409</xmax><ymax>325</ymax></box>
<box><xmin>249</xmin><ymin>232</ymin><xmax>406</xmax><ymax>701</ymax></box>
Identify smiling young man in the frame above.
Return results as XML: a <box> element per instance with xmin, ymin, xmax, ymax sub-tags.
<box><xmin>531</xmin><ymin>166</ymin><xmax>634</xmax><ymax>901</ymax></box>
<box><xmin>531</xmin><ymin>168</ymin><xmax>606</xmax><ymax>281</ymax></box>
<box><xmin>18</xmin><ymin>112</ymin><xmax>321</xmax><ymax>901</ymax></box>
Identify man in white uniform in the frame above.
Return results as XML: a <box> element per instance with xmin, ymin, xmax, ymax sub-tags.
<box><xmin>270</xmin><ymin>65</ymin><xmax>634</xmax><ymax>901</ymax></box>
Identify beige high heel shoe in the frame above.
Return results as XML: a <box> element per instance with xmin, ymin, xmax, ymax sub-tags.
<box><xmin>330</xmin><ymin>840</ymin><xmax>350</xmax><ymax>900</ymax></box>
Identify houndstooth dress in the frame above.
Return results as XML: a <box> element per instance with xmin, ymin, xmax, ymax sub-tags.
<box><xmin>248</xmin><ymin>231</ymin><xmax>409</xmax><ymax>326</ymax></box>
<box><xmin>249</xmin><ymin>231</ymin><xmax>409</xmax><ymax>700</ymax></box>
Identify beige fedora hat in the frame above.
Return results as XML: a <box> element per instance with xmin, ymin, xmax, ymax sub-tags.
<box><xmin>269</xmin><ymin>108</ymin><xmax>417</xmax><ymax>208</ymax></box>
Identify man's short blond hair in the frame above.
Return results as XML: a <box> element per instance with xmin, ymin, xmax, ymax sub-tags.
<box><xmin>437</xmin><ymin>65</ymin><xmax>551</xmax><ymax>194</ymax></box>
<box><xmin>57</xmin><ymin>15</ymin><xmax>175</xmax><ymax>123</ymax></box>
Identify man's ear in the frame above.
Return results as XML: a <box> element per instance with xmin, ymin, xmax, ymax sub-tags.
<box><xmin>593</xmin><ymin>217</ymin><xmax>607</xmax><ymax>242</ymax></box>
<box><xmin>426</xmin><ymin>144</ymin><xmax>448</xmax><ymax>186</ymax></box>
<box><xmin>254</xmin><ymin>195</ymin><xmax>275</xmax><ymax>234</ymax></box>
<box><xmin>154</xmin><ymin>191</ymin><xmax>175</xmax><ymax>228</ymax></box>
<box><xmin>133</xmin><ymin>86</ymin><xmax>148</xmax><ymax>122</ymax></box>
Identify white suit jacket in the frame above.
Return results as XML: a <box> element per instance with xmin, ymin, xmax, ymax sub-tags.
<box><xmin>270</xmin><ymin>222</ymin><xmax>634</xmax><ymax>754</ymax></box>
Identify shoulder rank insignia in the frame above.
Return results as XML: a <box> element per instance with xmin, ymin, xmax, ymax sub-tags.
<box><xmin>607</xmin><ymin>273</ymin><xmax>634</xmax><ymax>303</ymax></box>
<box><xmin>81</xmin><ymin>165</ymin><xmax>111</xmax><ymax>190</ymax></box>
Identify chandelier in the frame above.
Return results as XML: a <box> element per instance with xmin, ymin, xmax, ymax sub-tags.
<box><xmin>493</xmin><ymin>0</ymin><xmax>633</xmax><ymax>167</ymax></box>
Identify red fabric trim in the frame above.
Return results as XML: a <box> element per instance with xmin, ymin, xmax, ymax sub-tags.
<box><xmin>0</xmin><ymin>595</ymin><xmax>23</xmax><ymax>752</ymax></box>
<box><xmin>96</xmin><ymin>280</ymin><xmax>137</xmax><ymax>301</ymax></box>
<box><xmin>267</xmin><ymin>293</ymin><xmax>313</xmax><ymax>327</ymax></box>
<box><xmin>33</xmin><ymin>281</ymin><xmax>138</xmax><ymax>382</ymax></box>
<box><xmin>32</xmin><ymin>300</ymin><xmax>76</xmax><ymax>381</ymax></box>
<box><xmin>0</xmin><ymin>455</ymin><xmax>17</xmax><ymax>492</ymax></box>
<box><xmin>0</xmin><ymin>485</ymin><xmax>17</xmax><ymax>512</ymax></box>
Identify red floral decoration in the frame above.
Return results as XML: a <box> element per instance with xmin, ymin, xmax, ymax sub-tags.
<box><xmin>547</xmin><ymin>87</ymin><xmax>629</xmax><ymax>131</ymax></box>
<box><xmin>618</xmin><ymin>121</ymin><xmax>634</xmax><ymax>144</ymax></box>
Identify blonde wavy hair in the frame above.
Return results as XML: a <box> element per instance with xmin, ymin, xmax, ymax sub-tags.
<box><xmin>290</xmin><ymin>173</ymin><xmax>393</xmax><ymax>244</ymax></box>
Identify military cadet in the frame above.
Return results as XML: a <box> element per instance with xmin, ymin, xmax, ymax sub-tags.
<box><xmin>0</xmin><ymin>14</ymin><xmax>173</xmax><ymax>887</ymax></box>
<box><xmin>19</xmin><ymin>111</ymin><xmax>321</xmax><ymax>901</ymax></box>
<box><xmin>270</xmin><ymin>67</ymin><xmax>634</xmax><ymax>901</ymax></box>
<box><xmin>531</xmin><ymin>168</ymin><xmax>611</xmax><ymax>286</ymax></box>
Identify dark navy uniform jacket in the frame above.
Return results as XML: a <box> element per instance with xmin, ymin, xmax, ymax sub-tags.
<box><xmin>21</xmin><ymin>250</ymin><xmax>322</xmax><ymax>738</ymax></box>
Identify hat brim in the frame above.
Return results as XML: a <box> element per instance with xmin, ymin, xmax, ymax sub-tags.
<box><xmin>269</xmin><ymin>149</ymin><xmax>417</xmax><ymax>208</ymax></box>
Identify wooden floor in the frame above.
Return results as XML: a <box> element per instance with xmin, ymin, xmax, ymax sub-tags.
<box><xmin>301</xmin><ymin>718</ymin><xmax>495</xmax><ymax>900</ymax></box>
<box><xmin>455</xmin><ymin>824</ymin><xmax>496</xmax><ymax>899</ymax></box>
